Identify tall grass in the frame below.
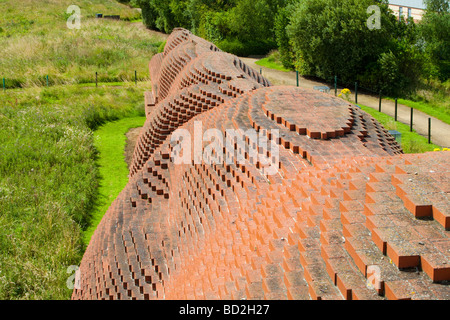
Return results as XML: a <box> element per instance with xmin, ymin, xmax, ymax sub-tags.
<box><xmin>393</xmin><ymin>80</ymin><xmax>450</xmax><ymax>125</ymax></box>
<box><xmin>0</xmin><ymin>0</ymin><xmax>164</xmax><ymax>299</ymax></box>
<box><xmin>358</xmin><ymin>104</ymin><xmax>441</xmax><ymax>153</ymax></box>
<box><xmin>0</xmin><ymin>0</ymin><xmax>162</xmax><ymax>88</ymax></box>
<box><xmin>0</xmin><ymin>80</ymin><xmax>150</xmax><ymax>299</ymax></box>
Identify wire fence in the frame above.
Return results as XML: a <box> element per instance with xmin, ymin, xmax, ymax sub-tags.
<box><xmin>3</xmin><ymin>69</ymin><xmax>435</xmax><ymax>145</ymax></box>
<box><xmin>291</xmin><ymin>74</ymin><xmax>434</xmax><ymax>145</ymax></box>
<box><xmin>1</xmin><ymin>70</ymin><xmax>142</xmax><ymax>90</ymax></box>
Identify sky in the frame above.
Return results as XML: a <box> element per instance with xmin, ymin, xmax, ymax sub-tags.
<box><xmin>388</xmin><ymin>0</ymin><xmax>426</xmax><ymax>9</ymax></box>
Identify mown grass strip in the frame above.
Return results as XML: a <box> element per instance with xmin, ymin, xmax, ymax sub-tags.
<box><xmin>83</xmin><ymin>116</ymin><xmax>146</xmax><ymax>245</ymax></box>
<box><xmin>255</xmin><ymin>57</ymin><xmax>291</xmax><ymax>72</ymax></box>
<box><xmin>0</xmin><ymin>82</ymin><xmax>148</xmax><ymax>299</ymax></box>
<box><xmin>358</xmin><ymin>104</ymin><xmax>441</xmax><ymax>153</ymax></box>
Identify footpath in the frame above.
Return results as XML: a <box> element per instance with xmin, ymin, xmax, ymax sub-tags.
<box><xmin>240</xmin><ymin>57</ymin><xmax>450</xmax><ymax>148</ymax></box>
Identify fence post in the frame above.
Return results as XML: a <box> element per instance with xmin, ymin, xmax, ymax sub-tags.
<box><xmin>428</xmin><ymin>118</ymin><xmax>431</xmax><ymax>144</ymax></box>
<box><xmin>334</xmin><ymin>75</ymin><xmax>337</xmax><ymax>96</ymax></box>
<box><xmin>410</xmin><ymin>107</ymin><xmax>413</xmax><ymax>132</ymax></box>
<box><xmin>2</xmin><ymin>78</ymin><xmax>5</xmax><ymax>91</ymax></box>
<box><xmin>355</xmin><ymin>82</ymin><xmax>358</xmax><ymax>104</ymax></box>
<box><xmin>260</xmin><ymin>68</ymin><xmax>262</xmax><ymax>75</ymax></box>
<box><xmin>395</xmin><ymin>98</ymin><xmax>398</xmax><ymax>121</ymax></box>
<box><xmin>296</xmin><ymin>71</ymin><xmax>299</xmax><ymax>87</ymax></box>
<box><xmin>46</xmin><ymin>75</ymin><xmax>49</xmax><ymax>87</ymax></box>
<box><xmin>96</xmin><ymin>72</ymin><xmax>98</xmax><ymax>87</ymax></box>
<box><xmin>379</xmin><ymin>91</ymin><xmax>382</xmax><ymax>112</ymax></box>
<box><xmin>135</xmin><ymin>70</ymin><xmax>137</xmax><ymax>85</ymax></box>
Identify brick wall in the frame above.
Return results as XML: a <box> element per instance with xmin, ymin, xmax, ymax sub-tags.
<box><xmin>72</xmin><ymin>29</ymin><xmax>450</xmax><ymax>301</ymax></box>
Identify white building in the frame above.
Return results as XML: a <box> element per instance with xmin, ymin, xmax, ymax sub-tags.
<box><xmin>388</xmin><ymin>0</ymin><xmax>426</xmax><ymax>22</ymax></box>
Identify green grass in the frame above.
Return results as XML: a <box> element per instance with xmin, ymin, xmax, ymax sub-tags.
<box><xmin>389</xmin><ymin>98</ymin><xmax>450</xmax><ymax>126</ymax></box>
<box><xmin>0</xmin><ymin>0</ymin><xmax>162</xmax><ymax>300</ymax></box>
<box><xmin>255</xmin><ymin>58</ymin><xmax>291</xmax><ymax>72</ymax></box>
<box><xmin>0</xmin><ymin>80</ymin><xmax>151</xmax><ymax>299</ymax></box>
<box><xmin>78</xmin><ymin>81</ymin><xmax>126</xmax><ymax>87</ymax></box>
<box><xmin>83</xmin><ymin>116</ymin><xmax>145</xmax><ymax>245</ymax></box>
<box><xmin>0</xmin><ymin>0</ymin><xmax>164</xmax><ymax>88</ymax></box>
<box><xmin>255</xmin><ymin>50</ymin><xmax>292</xmax><ymax>72</ymax></box>
<box><xmin>358</xmin><ymin>104</ymin><xmax>441</xmax><ymax>153</ymax></box>
<box><xmin>384</xmin><ymin>79</ymin><xmax>450</xmax><ymax>125</ymax></box>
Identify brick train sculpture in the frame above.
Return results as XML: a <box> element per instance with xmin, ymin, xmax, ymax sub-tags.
<box><xmin>72</xmin><ymin>28</ymin><xmax>450</xmax><ymax>300</ymax></box>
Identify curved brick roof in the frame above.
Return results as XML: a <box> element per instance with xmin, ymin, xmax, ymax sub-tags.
<box><xmin>72</xmin><ymin>29</ymin><xmax>449</xmax><ymax>300</ymax></box>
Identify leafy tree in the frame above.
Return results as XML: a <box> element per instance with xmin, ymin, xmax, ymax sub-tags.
<box><xmin>285</xmin><ymin>0</ymin><xmax>425</xmax><ymax>95</ymax></box>
<box><xmin>424</xmin><ymin>0</ymin><xmax>450</xmax><ymax>13</ymax></box>
<box><xmin>274</xmin><ymin>1</ymin><xmax>296</xmax><ymax>69</ymax></box>
<box><xmin>137</xmin><ymin>0</ymin><xmax>158</xmax><ymax>29</ymax></box>
<box><xmin>136</xmin><ymin>0</ymin><xmax>283</xmax><ymax>56</ymax></box>
<box><xmin>420</xmin><ymin>0</ymin><xmax>450</xmax><ymax>81</ymax></box>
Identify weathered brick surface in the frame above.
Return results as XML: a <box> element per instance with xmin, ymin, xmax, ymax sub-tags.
<box><xmin>72</xmin><ymin>29</ymin><xmax>449</xmax><ymax>300</ymax></box>
<box><xmin>131</xmin><ymin>28</ymin><xmax>270</xmax><ymax>176</ymax></box>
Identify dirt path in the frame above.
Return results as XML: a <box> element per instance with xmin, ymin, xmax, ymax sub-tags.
<box><xmin>240</xmin><ymin>57</ymin><xmax>450</xmax><ymax>148</ymax></box>
<box><xmin>124</xmin><ymin>127</ymin><xmax>142</xmax><ymax>169</ymax></box>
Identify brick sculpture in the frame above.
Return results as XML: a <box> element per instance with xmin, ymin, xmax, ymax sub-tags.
<box><xmin>72</xmin><ymin>28</ymin><xmax>449</xmax><ymax>300</ymax></box>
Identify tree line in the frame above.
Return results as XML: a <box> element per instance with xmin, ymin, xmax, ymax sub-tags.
<box><xmin>119</xmin><ymin>0</ymin><xmax>450</xmax><ymax>96</ymax></box>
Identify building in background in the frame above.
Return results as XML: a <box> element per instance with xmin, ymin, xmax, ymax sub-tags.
<box><xmin>389</xmin><ymin>0</ymin><xmax>426</xmax><ymax>22</ymax></box>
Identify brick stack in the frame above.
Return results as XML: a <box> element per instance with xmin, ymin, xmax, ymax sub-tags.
<box><xmin>72</xmin><ymin>29</ymin><xmax>449</xmax><ymax>300</ymax></box>
<box><xmin>133</xmin><ymin>28</ymin><xmax>270</xmax><ymax>176</ymax></box>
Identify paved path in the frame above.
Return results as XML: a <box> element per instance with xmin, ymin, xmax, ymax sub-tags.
<box><xmin>240</xmin><ymin>57</ymin><xmax>450</xmax><ymax>148</ymax></box>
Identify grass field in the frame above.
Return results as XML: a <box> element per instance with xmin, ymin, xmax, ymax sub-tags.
<box><xmin>255</xmin><ymin>58</ymin><xmax>291</xmax><ymax>72</ymax></box>
<box><xmin>388</xmin><ymin>97</ymin><xmax>450</xmax><ymax>126</ymax></box>
<box><xmin>358</xmin><ymin>104</ymin><xmax>441</xmax><ymax>153</ymax></box>
<box><xmin>0</xmin><ymin>0</ymin><xmax>162</xmax><ymax>88</ymax></box>
<box><xmin>255</xmin><ymin>50</ymin><xmax>292</xmax><ymax>72</ymax></box>
<box><xmin>0</xmin><ymin>81</ymin><xmax>152</xmax><ymax>299</ymax></box>
<box><xmin>0</xmin><ymin>0</ymin><xmax>164</xmax><ymax>299</ymax></box>
<box><xmin>83</xmin><ymin>116</ymin><xmax>145</xmax><ymax>245</ymax></box>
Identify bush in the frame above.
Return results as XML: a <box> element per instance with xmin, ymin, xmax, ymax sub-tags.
<box><xmin>217</xmin><ymin>38</ymin><xmax>276</xmax><ymax>57</ymax></box>
<box><xmin>157</xmin><ymin>40</ymin><xmax>167</xmax><ymax>53</ymax></box>
<box><xmin>136</xmin><ymin>0</ymin><xmax>283</xmax><ymax>56</ymax></box>
<box><xmin>419</xmin><ymin>9</ymin><xmax>450</xmax><ymax>81</ymax></box>
<box><xmin>286</xmin><ymin>0</ymin><xmax>425</xmax><ymax>95</ymax></box>
<box><xmin>139</xmin><ymin>0</ymin><xmax>157</xmax><ymax>29</ymax></box>
<box><xmin>274</xmin><ymin>5</ymin><xmax>295</xmax><ymax>70</ymax></box>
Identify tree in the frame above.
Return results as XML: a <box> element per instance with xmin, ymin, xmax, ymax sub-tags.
<box><xmin>137</xmin><ymin>0</ymin><xmax>158</xmax><ymax>29</ymax></box>
<box><xmin>274</xmin><ymin>3</ymin><xmax>294</xmax><ymax>69</ymax></box>
<box><xmin>419</xmin><ymin>2</ymin><xmax>450</xmax><ymax>81</ymax></box>
<box><xmin>136</xmin><ymin>0</ymin><xmax>281</xmax><ymax>56</ymax></box>
<box><xmin>285</xmin><ymin>0</ymin><xmax>425</xmax><ymax>94</ymax></box>
<box><xmin>424</xmin><ymin>0</ymin><xmax>450</xmax><ymax>13</ymax></box>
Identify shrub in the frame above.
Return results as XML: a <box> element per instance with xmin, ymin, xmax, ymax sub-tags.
<box><xmin>217</xmin><ymin>38</ymin><xmax>276</xmax><ymax>57</ymax></box>
<box><xmin>157</xmin><ymin>40</ymin><xmax>167</xmax><ymax>53</ymax></box>
<box><xmin>419</xmin><ymin>9</ymin><xmax>450</xmax><ymax>81</ymax></box>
